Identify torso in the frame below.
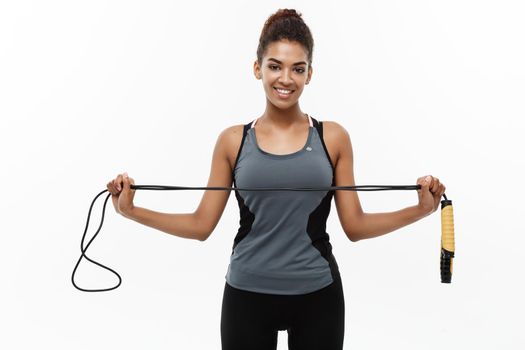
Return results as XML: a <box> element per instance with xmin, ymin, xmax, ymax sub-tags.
<box><xmin>225</xmin><ymin>116</ymin><xmax>341</xmax><ymax>294</ymax></box>
<box><xmin>225</xmin><ymin>120</ymin><xmax>339</xmax><ymax>173</ymax></box>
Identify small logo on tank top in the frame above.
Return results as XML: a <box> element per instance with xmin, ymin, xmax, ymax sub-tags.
<box><xmin>306</xmin><ymin>146</ymin><xmax>312</xmax><ymax>151</ymax></box>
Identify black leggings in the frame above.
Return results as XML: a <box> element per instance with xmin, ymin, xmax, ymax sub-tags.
<box><xmin>220</xmin><ymin>276</ymin><xmax>345</xmax><ymax>350</ymax></box>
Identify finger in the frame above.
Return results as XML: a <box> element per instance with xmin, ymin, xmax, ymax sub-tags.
<box><xmin>123</xmin><ymin>173</ymin><xmax>129</xmax><ymax>189</ymax></box>
<box><xmin>423</xmin><ymin>175</ymin><xmax>432</xmax><ymax>190</ymax></box>
<box><xmin>116</xmin><ymin>174</ymin><xmax>123</xmax><ymax>191</ymax></box>
<box><xmin>416</xmin><ymin>177</ymin><xmax>425</xmax><ymax>192</ymax></box>
<box><xmin>109</xmin><ymin>180</ymin><xmax>117</xmax><ymax>195</ymax></box>
<box><xmin>433</xmin><ymin>177</ymin><xmax>440</xmax><ymax>192</ymax></box>
<box><xmin>107</xmin><ymin>182</ymin><xmax>114</xmax><ymax>195</ymax></box>
<box><xmin>129</xmin><ymin>177</ymin><xmax>135</xmax><ymax>192</ymax></box>
<box><xmin>440</xmin><ymin>184</ymin><xmax>446</xmax><ymax>197</ymax></box>
<box><xmin>433</xmin><ymin>184</ymin><xmax>443</xmax><ymax>198</ymax></box>
<box><xmin>113</xmin><ymin>181</ymin><xmax>120</xmax><ymax>195</ymax></box>
<box><xmin>428</xmin><ymin>176</ymin><xmax>436</xmax><ymax>192</ymax></box>
<box><xmin>111</xmin><ymin>182</ymin><xmax>119</xmax><ymax>196</ymax></box>
<box><xmin>430</xmin><ymin>178</ymin><xmax>439</xmax><ymax>193</ymax></box>
<box><xmin>431</xmin><ymin>177</ymin><xmax>441</xmax><ymax>193</ymax></box>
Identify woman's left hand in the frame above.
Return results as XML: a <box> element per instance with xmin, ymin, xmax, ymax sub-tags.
<box><xmin>416</xmin><ymin>175</ymin><xmax>446</xmax><ymax>217</ymax></box>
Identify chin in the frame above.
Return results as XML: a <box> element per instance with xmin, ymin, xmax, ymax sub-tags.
<box><xmin>270</xmin><ymin>100</ymin><xmax>298</xmax><ymax>109</ymax></box>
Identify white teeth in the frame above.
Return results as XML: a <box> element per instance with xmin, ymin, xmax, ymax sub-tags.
<box><xmin>276</xmin><ymin>88</ymin><xmax>292</xmax><ymax>94</ymax></box>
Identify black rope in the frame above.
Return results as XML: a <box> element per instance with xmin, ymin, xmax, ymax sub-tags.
<box><xmin>72</xmin><ymin>183</ymin><xmax>443</xmax><ymax>292</ymax></box>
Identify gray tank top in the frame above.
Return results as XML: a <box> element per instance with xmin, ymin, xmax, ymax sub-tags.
<box><xmin>225</xmin><ymin>114</ymin><xmax>342</xmax><ymax>295</ymax></box>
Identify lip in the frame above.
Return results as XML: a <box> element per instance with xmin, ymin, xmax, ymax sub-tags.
<box><xmin>273</xmin><ymin>87</ymin><xmax>295</xmax><ymax>99</ymax></box>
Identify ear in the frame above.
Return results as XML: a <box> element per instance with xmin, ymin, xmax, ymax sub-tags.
<box><xmin>253</xmin><ymin>60</ymin><xmax>261</xmax><ymax>80</ymax></box>
<box><xmin>306</xmin><ymin>65</ymin><xmax>313</xmax><ymax>84</ymax></box>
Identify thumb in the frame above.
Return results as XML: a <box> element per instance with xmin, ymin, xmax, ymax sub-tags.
<box><xmin>422</xmin><ymin>175</ymin><xmax>431</xmax><ymax>190</ymax></box>
<box><xmin>418</xmin><ymin>175</ymin><xmax>431</xmax><ymax>191</ymax></box>
<box><xmin>129</xmin><ymin>176</ymin><xmax>135</xmax><ymax>193</ymax></box>
<box><xmin>123</xmin><ymin>172</ymin><xmax>130</xmax><ymax>190</ymax></box>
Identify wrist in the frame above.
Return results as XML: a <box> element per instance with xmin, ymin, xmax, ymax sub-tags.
<box><xmin>120</xmin><ymin>206</ymin><xmax>136</xmax><ymax>219</ymax></box>
<box><xmin>416</xmin><ymin>204</ymin><xmax>432</xmax><ymax>219</ymax></box>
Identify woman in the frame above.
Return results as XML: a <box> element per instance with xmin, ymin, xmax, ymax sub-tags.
<box><xmin>107</xmin><ymin>8</ymin><xmax>446</xmax><ymax>350</ymax></box>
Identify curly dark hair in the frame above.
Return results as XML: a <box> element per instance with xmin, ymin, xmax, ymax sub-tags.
<box><xmin>256</xmin><ymin>9</ymin><xmax>314</xmax><ymax>68</ymax></box>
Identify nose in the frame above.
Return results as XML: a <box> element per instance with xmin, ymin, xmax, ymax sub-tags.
<box><xmin>278</xmin><ymin>68</ymin><xmax>293</xmax><ymax>85</ymax></box>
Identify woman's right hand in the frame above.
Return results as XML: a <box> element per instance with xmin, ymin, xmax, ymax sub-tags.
<box><xmin>107</xmin><ymin>172</ymin><xmax>136</xmax><ymax>217</ymax></box>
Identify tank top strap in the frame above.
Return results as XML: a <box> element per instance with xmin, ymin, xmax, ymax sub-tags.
<box><xmin>232</xmin><ymin>121</ymin><xmax>253</xmax><ymax>180</ymax></box>
<box><xmin>309</xmin><ymin>115</ymin><xmax>336</xmax><ymax>175</ymax></box>
<box><xmin>309</xmin><ymin>115</ymin><xmax>321</xmax><ymax>134</ymax></box>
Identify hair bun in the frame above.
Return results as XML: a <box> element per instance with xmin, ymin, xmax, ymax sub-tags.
<box><xmin>269</xmin><ymin>8</ymin><xmax>302</xmax><ymax>23</ymax></box>
<box><xmin>278</xmin><ymin>8</ymin><xmax>302</xmax><ymax>18</ymax></box>
<box><xmin>256</xmin><ymin>8</ymin><xmax>314</xmax><ymax>67</ymax></box>
<box><xmin>262</xmin><ymin>8</ymin><xmax>305</xmax><ymax>35</ymax></box>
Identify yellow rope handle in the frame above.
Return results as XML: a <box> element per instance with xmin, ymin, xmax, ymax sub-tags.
<box><xmin>440</xmin><ymin>199</ymin><xmax>455</xmax><ymax>283</ymax></box>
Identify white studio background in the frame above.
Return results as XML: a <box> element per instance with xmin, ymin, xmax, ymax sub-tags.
<box><xmin>1</xmin><ymin>0</ymin><xmax>523</xmax><ymax>349</ymax></box>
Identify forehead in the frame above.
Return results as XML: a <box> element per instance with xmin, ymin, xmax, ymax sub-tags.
<box><xmin>264</xmin><ymin>40</ymin><xmax>308</xmax><ymax>63</ymax></box>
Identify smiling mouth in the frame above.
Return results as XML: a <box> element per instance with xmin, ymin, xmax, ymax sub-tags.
<box><xmin>273</xmin><ymin>87</ymin><xmax>295</xmax><ymax>95</ymax></box>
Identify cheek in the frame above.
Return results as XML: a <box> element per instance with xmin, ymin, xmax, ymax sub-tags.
<box><xmin>263</xmin><ymin>71</ymin><xmax>279</xmax><ymax>81</ymax></box>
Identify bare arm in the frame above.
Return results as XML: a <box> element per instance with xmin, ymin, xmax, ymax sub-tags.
<box><xmin>330</xmin><ymin>121</ymin><xmax>428</xmax><ymax>242</ymax></box>
<box><xmin>120</xmin><ymin>125</ymin><xmax>236</xmax><ymax>241</ymax></box>
<box><xmin>122</xmin><ymin>208</ymin><xmax>205</xmax><ymax>241</ymax></box>
<box><xmin>350</xmin><ymin>206</ymin><xmax>428</xmax><ymax>241</ymax></box>
<box><xmin>350</xmin><ymin>176</ymin><xmax>445</xmax><ymax>241</ymax></box>
<box><xmin>108</xmin><ymin>174</ymin><xmax>207</xmax><ymax>241</ymax></box>
<box><xmin>194</xmin><ymin>125</ymin><xmax>238</xmax><ymax>241</ymax></box>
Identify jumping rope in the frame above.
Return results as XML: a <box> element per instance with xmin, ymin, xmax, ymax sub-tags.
<box><xmin>72</xmin><ymin>184</ymin><xmax>455</xmax><ymax>292</ymax></box>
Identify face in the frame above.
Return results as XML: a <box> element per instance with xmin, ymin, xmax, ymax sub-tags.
<box><xmin>254</xmin><ymin>39</ymin><xmax>313</xmax><ymax>108</ymax></box>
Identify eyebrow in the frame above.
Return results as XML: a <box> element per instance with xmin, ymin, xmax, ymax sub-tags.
<box><xmin>268</xmin><ymin>58</ymin><xmax>307</xmax><ymax>66</ymax></box>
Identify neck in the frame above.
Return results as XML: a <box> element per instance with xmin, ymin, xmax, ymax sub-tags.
<box><xmin>259</xmin><ymin>100</ymin><xmax>307</xmax><ymax>129</ymax></box>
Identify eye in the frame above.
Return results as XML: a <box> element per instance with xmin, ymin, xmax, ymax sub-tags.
<box><xmin>268</xmin><ymin>65</ymin><xmax>305</xmax><ymax>74</ymax></box>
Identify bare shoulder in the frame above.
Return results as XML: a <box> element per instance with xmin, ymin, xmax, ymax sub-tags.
<box><xmin>322</xmin><ymin>120</ymin><xmax>349</xmax><ymax>139</ymax></box>
<box><xmin>219</xmin><ymin>124</ymin><xmax>246</xmax><ymax>172</ymax></box>
<box><xmin>320</xmin><ymin>120</ymin><xmax>351</xmax><ymax>167</ymax></box>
